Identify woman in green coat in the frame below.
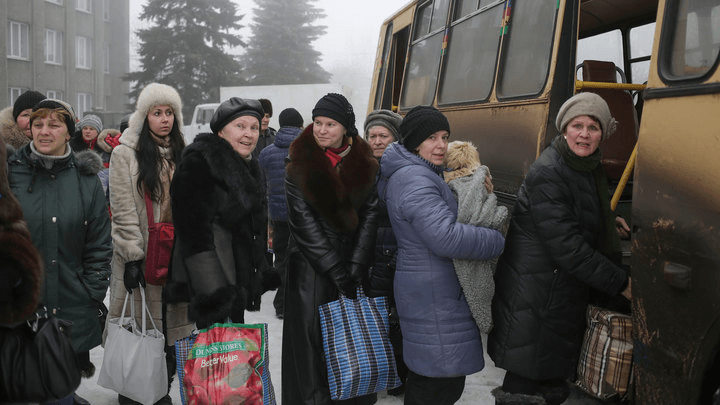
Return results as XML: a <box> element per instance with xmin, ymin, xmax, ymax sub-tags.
<box><xmin>8</xmin><ymin>99</ymin><xmax>112</xmax><ymax>405</ymax></box>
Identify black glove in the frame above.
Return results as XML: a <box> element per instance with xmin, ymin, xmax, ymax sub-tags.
<box><xmin>327</xmin><ymin>265</ymin><xmax>357</xmax><ymax>299</ymax></box>
<box><xmin>124</xmin><ymin>260</ymin><xmax>146</xmax><ymax>293</ymax></box>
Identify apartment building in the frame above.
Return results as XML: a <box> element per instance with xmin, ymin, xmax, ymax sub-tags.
<box><xmin>0</xmin><ymin>0</ymin><xmax>130</xmax><ymax>126</ymax></box>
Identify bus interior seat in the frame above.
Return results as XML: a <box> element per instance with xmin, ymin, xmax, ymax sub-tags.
<box><xmin>579</xmin><ymin>60</ymin><xmax>638</xmax><ymax>182</ymax></box>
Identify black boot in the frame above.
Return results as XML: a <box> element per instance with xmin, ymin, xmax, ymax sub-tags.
<box><xmin>492</xmin><ymin>387</ymin><xmax>547</xmax><ymax>405</ymax></box>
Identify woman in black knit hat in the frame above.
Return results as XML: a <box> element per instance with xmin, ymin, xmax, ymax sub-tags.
<box><xmin>377</xmin><ymin>105</ymin><xmax>505</xmax><ymax>405</ymax></box>
<box><xmin>282</xmin><ymin>93</ymin><xmax>380</xmax><ymax>405</ymax></box>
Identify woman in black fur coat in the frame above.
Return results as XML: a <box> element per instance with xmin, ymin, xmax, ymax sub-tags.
<box><xmin>167</xmin><ymin>97</ymin><xmax>279</xmax><ymax>327</ymax></box>
<box><xmin>282</xmin><ymin>93</ymin><xmax>380</xmax><ymax>405</ymax></box>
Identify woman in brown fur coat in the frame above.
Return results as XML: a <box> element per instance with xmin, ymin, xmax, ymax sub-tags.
<box><xmin>281</xmin><ymin>93</ymin><xmax>380</xmax><ymax>405</ymax></box>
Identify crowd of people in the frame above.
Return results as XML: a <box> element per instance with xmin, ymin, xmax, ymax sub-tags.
<box><xmin>0</xmin><ymin>86</ymin><xmax>631</xmax><ymax>405</ymax></box>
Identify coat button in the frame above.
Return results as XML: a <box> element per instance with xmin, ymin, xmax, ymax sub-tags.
<box><xmin>553</xmin><ymin>269</ymin><xmax>558</xmax><ymax>274</ymax></box>
<box><xmin>50</xmin><ymin>174</ymin><xmax>56</xmax><ymax>179</ymax></box>
<box><xmin>52</xmin><ymin>217</ymin><xmax>57</xmax><ymax>223</ymax></box>
<box><xmin>51</xmin><ymin>260</ymin><xmax>57</xmax><ymax>265</ymax></box>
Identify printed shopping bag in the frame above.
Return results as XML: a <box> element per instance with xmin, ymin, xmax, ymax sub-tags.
<box><xmin>180</xmin><ymin>323</ymin><xmax>276</xmax><ymax>405</ymax></box>
<box><xmin>318</xmin><ymin>287</ymin><xmax>402</xmax><ymax>400</ymax></box>
<box><xmin>97</xmin><ymin>287</ymin><xmax>168</xmax><ymax>405</ymax></box>
<box><xmin>174</xmin><ymin>332</ymin><xmax>198</xmax><ymax>405</ymax></box>
<box><xmin>576</xmin><ymin>305</ymin><xmax>633</xmax><ymax>400</ymax></box>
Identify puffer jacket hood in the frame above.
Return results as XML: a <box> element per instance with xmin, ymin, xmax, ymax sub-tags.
<box><xmin>273</xmin><ymin>126</ymin><xmax>303</xmax><ymax>149</ymax></box>
<box><xmin>0</xmin><ymin>106</ymin><xmax>29</xmax><ymax>150</ymax></box>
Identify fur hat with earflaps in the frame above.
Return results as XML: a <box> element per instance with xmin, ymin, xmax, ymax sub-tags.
<box><xmin>127</xmin><ymin>82</ymin><xmax>183</xmax><ymax>139</ymax></box>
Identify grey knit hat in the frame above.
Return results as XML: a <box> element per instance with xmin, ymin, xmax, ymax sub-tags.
<box><xmin>555</xmin><ymin>92</ymin><xmax>617</xmax><ymax>140</ymax></box>
<box><xmin>78</xmin><ymin>114</ymin><xmax>103</xmax><ymax>133</ymax></box>
<box><xmin>364</xmin><ymin>109</ymin><xmax>402</xmax><ymax>141</ymax></box>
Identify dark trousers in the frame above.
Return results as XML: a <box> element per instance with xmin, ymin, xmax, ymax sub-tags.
<box><xmin>403</xmin><ymin>369</ymin><xmax>465</xmax><ymax>405</ymax></box>
<box><xmin>271</xmin><ymin>220</ymin><xmax>290</xmax><ymax>316</ymax></box>
<box><xmin>502</xmin><ymin>371</ymin><xmax>570</xmax><ymax>405</ymax></box>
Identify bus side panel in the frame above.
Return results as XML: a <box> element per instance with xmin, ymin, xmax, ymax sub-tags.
<box><xmin>632</xmin><ymin>92</ymin><xmax>720</xmax><ymax>404</ymax></box>
<box><xmin>443</xmin><ymin>101</ymin><xmax>550</xmax><ymax>198</ymax></box>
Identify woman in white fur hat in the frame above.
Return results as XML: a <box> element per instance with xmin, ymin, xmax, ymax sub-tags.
<box><xmin>107</xmin><ymin>83</ymin><xmax>193</xmax><ymax>405</ymax></box>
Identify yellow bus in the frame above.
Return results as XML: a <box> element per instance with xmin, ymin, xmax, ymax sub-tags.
<box><xmin>369</xmin><ymin>0</ymin><xmax>720</xmax><ymax>403</ymax></box>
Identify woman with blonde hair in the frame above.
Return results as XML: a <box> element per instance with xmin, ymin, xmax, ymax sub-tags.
<box><xmin>107</xmin><ymin>83</ymin><xmax>194</xmax><ymax>405</ymax></box>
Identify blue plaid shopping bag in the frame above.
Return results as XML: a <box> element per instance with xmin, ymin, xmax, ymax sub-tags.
<box><xmin>318</xmin><ymin>287</ymin><xmax>402</xmax><ymax>400</ymax></box>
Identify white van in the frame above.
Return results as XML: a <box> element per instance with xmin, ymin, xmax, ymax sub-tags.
<box><xmin>182</xmin><ymin>103</ymin><xmax>219</xmax><ymax>145</ymax></box>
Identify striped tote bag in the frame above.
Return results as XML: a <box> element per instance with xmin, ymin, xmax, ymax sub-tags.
<box><xmin>318</xmin><ymin>287</ymin><xmax>402</xmax><ymax>400</ymax></box>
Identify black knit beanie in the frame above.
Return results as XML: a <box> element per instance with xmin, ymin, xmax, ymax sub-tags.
<box><xmin>312</xmin><ymin>93</ymin><xmax>358</xmax><ymax>137</ymax></box>
<box><xmin>210</xmin><ymin>97</ymin><xmax>264</xmax><ymax>134</ymax></box>
<box><xmin>13</xmin><ymin>90</ymin><xmax>46</xmax><ymax>122</ymax></box>
<box><xmin>279</xmin><ymin>108</ymin><xmax>304</xmax><ymax>128</ymax></box>
<box><xmin>32</xmin><ymin>99</ymin><xmax>76</xmax><ymax>135</ymax></box>
<box><xmin>399</xmin><ymin>105</ymin><xmax>450</xmax><ymax>152</ymax></box>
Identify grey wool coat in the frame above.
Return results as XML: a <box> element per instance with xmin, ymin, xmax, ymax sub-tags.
<box><xmin>447</xmin><ymin>165</ymin><xmax>509</xmax><ymax>333</ymax></box>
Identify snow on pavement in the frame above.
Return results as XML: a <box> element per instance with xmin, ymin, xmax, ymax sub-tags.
<box><xmin>76</xmin><ymin>289</ymin><xmax>503</xmax><ymax>404</ymax></box>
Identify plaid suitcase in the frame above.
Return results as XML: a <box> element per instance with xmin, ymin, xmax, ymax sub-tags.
<box><xmin>576</xmin><ymin>305</ymin><xmax>633</xmax><ymax>400</ymax></box>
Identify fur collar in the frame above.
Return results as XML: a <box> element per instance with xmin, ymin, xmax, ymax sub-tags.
<box><xmin>286</xmin><ymin>125</ymin><xmax>378</xmax><ymax>232</ymax></box>
<box><xmin>0</xmin><ymin>106</ymin><xmax>30</xmax><ymax>150</ymax></box>
<box><xmin>186</xmin><ymin>133</ymin><xmax>265</xmax><ymax>224</ymax></box>
<box><xmin>96</xmin><ymin>129</ymin><xmax>121</xmax><ymax>153</ymax></box>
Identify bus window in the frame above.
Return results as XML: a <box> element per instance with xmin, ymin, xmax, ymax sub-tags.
<box><xmin>496</xmin><ymin>0</ymin><xmax>557</xmax><ymax>99</ymax></box>
<box><xmin>374</xmin><ymin>23</ymin><xmax>394</xmax><ymax>110</ymax></box>
<box><xmin>437</xmin><ymin>0</ymin><xmax>505</xmax><ymax>105</ymax></box>
<box><xmin>630</xmin><ymin>22</ymin><xmax>655</xmax><ymax>85</ymax></box>
<box><xmin>577</xmin><ymin>30</ymin><xmax>624</xmax><ymax>79</ymax></box>
<box><xmin>400</xmin><ymin>0</ymin><xmax>451</xmax><ymax>108</ymax></box>
<box><xmin>661</xmin><ymin>0</ymin><xmax>720</xmax><ymax>80</ymax></box>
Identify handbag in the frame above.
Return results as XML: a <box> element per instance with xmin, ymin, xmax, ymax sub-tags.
<box><xmin>318</xmin><ymin>287</ymin><xmax>402</xmax><ymax>400</ymax></box>
<box><xmin>177</xmin><ymin>323</ymin><xmax>276</xmax><ymax>405</ymax></box>
<box><xmin>576</xmin><ymin>305</ymin><xmax>634</xmax><ymax>400</ymax></box>
<box><xmin>144</xmin><ymin>191</ymin><xmax>174</xmax><ymax>285</ymax></box>
<box><xmin>97</xmin><ymin>287</ymin><xmax>168</xmax><ymax>405</ymax></box>
<box><xmin>0</xmin><ymin>308</ymin><xmax>81</xmax><ymax>402</ymax></box>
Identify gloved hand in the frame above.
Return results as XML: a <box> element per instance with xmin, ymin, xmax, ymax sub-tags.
<box><xmin>327</xmin><ymin>265</ymin><xmax>357</xmax><ymax>299</ymax></box>
<box><xmin>123</xmin><ymin>260</ymin><xmax>145</xmax><ymax>293</ymax></box>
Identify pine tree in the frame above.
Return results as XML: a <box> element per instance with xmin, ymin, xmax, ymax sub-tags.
<box><xmin>127</xmin><ymin>0</ymin><xmax>246</xmax><ymax>123</ymax></box>
<box><xmin>243</xmin><ymin>0</ymin><xmax>332</xmax><ymax>85</ymax></box>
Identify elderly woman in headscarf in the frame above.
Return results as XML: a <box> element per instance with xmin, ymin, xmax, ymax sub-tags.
<box><xmin>282</xmin><ymin>93</ymin><xmax>380</xmax><ymax>405</ymax></box>
<box><xmin>488</xmin><ymin>92</ymin><xmax>632</xmax><ymax>405</ymax></box>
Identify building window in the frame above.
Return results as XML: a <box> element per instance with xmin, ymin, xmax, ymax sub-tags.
<box><xmin>9</xmin><ymin>88</ymin><xmax>25</xmax><ymax>105</ymax></box>
<box><xmin>46</xmin><ymin>90</ymin><xmax>62</xmax><ymax>100</ymax></box>
<box><xmin>76</xmin><ymin>36</ymin><xmax>92</xmax><ymax>69</ymax></box>
<box><xmin>76</xmin><ymin>0</ymin><xmax>92</xmax><ymax>13</ymax></box>
<box><xmin>103</xmin><ymin>0</ymin><xmax>110</xmax><ymax>21</ymax></box>
<box><xmin>45</xmin><ymin>29</ymin><xmax>63</xmax><ymax>65</ymax></box>
<box><xmin>77</xmin><ymin>93</ymin><xmax>93</xmax><ymax>117</ymax></box>
<box><xmin>104</xmin><ymin>44</ymin><xmax>110</xmax><ymax>73</ymax></box>
<box><xmin>46</xmin><ymin>0</ymin><xmax>64</xmax><ymax>4</ymax></box>
<box><xmin>7</xmin><ymin>21</ymin><xmax>30</xmax><ymax>60</ymax></box>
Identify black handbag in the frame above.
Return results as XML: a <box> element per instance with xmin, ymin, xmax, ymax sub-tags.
<box><xmin>0</xmin><ymin>309</ymin><xmax>81</xmax><ymax>402</ymax></box>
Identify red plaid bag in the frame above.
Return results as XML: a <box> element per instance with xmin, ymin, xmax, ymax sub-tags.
<box><xmin>576</xmin><ymin>305</ymin><xmax>633</xmax><ymax>400</ymax></box>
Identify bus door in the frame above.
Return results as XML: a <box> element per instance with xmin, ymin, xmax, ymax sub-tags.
<box><xmin>631</xmin><ymin>0</ymin><xmax>720</xmax><ymax>403</ymax></box>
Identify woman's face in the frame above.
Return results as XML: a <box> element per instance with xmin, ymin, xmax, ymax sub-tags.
<box><xmin>31</xmin><ymin>112</ymin><xmax>69</xmax><ymax>156</ymax></box>
<box><xmin>82</xmin><ymin>126</ymin><xmax>99</xmax><ymax>141</ymax></box>
<box><xmin>366</xmin><ymin>126</ymin><xmax>394</xmax><ymax>158</ymax></box>
<box><xmin>564</xmin><ymin>115</ymin><xmax>602</xmax><ymax>157</ymax></box>
<box><xmin>147</xmin><ymin>105</ymin><xmax>175</xmax><ymax>137</ymax></box>
<box><xmin>313</xmin><ymin>116</ymin><xmax>346</xmax><ymax>149</ymax></box>
<box><xmin>218</xmin><ymin>115</ymin><xmax>260</xmax><ymax>158</ymax></box>
<box><xmin>416</xmin><ymin>130</ymin><xmax>449</xmax><ymax>166</ymax></box>
<box><xmin>16</xmin><ymin>108</ymin><xmax>33</xmax><ymax>139</ymax></box>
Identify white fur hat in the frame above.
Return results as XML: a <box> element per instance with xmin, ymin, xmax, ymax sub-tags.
<box><xmin>128</xmin><ymin>83</ymin><xmax>183</xmax><ymax>135</ymax></box>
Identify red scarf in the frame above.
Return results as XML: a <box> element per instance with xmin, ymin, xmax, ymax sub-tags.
<box><xmin>83</xmin><ymin>137</ymin><xmax>97</xmax><ymax>150</ymax></box>
<box><xmin>325</xmin><ymin>144</ymin><xmax>349</xmax><ymax>168</ymax></box>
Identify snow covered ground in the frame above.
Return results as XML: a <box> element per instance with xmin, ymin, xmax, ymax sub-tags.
<box><xmin>75</xmin><ymin>289</ymin><xmax>504</xmax><ymax>404</ymax></box>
